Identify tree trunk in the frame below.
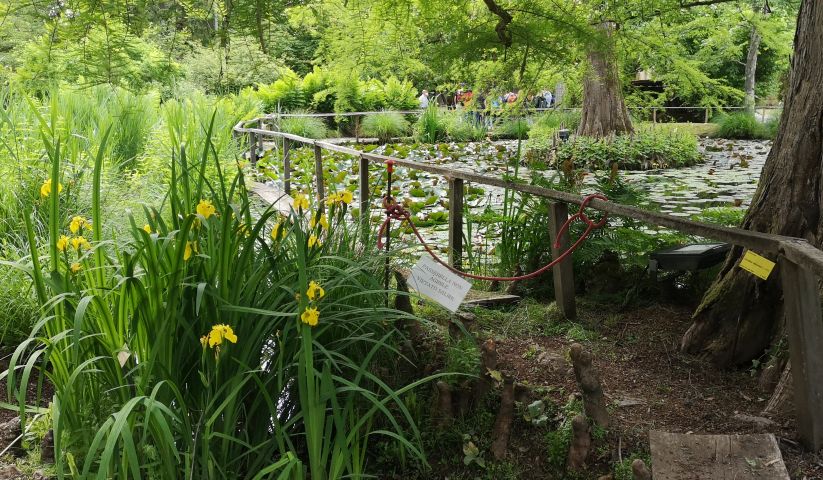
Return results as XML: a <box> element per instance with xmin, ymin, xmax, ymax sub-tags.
<box><xmin>577</xmin><ymin>22</ymin><xmax>634</xmax><ymax>137</ymax></box>
<box><xmin>681</xmin><ymin>0</ymin><xmax>823</xmax><ymax>368</ymax></box>
<box><xmin>744</xmin><ymin>24</ymin><xmax>762</xmax><ymax>114</ymax></box>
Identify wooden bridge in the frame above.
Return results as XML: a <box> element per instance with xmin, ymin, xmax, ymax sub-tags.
<box><xmin>233</xmin><ymin>116</ymin><xmax>823</xmax><ymax>452</ymax></box>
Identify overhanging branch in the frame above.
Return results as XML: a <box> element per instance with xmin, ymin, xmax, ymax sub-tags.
<box><xmin>482</xmin><ymin>0</ymin><xmax>513</xmax><ymax>47</ymax></box>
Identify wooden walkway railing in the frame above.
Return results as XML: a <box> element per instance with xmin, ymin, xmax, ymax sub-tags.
<box><xmin>233</xmin><ymin>117</ymin><xmax>823</xmax><ymax>451</ymax></box>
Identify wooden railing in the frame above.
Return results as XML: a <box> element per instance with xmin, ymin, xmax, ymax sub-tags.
<box><xmin>233</xmin><ymin>117</ymin><xmax>823</xmax><ymax>451</ymax></box>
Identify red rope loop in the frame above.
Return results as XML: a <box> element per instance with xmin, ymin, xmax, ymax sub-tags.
<box><xmin>377</xmin><ymin>193</ymin><xmax>609</xmax><ymax>282</ymax></box>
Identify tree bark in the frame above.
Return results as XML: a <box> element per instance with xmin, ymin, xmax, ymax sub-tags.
<box><xmin>682</xmin><ymin>0</ymin><xmax>823</xmax><ymax>367</ymax></box>
<box><xmin>744</xmin><ymin>24</ymin><xmax>762</xmax><ymax>114</ymax></box>
<box><xmin>577</xmin><ymin>22</ymin><xmax>634</xmax><ymax>138</ymax></box>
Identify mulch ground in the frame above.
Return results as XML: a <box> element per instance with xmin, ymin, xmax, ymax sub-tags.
<box><xmin>486</xmin><ymin>302</ymin><xmax>823</xmax><ymax>479</ymax></box>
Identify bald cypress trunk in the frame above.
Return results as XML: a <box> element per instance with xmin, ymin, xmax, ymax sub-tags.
<box><xmin>577</xmin><ymin>22</ymin><xmax>634</xmax><ymax>137</ymax></box>
<box><xmin>682</xmin><ymin>0</ymin><xmax>823</xmax><ymax>367</ymax></box>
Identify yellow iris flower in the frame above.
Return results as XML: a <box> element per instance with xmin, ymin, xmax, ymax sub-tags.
<box><xmin>206</xmin><ymin>324</ymin><xmax>238</xmax><ymax>347</ymax></box>
<box><xmin>143</xmin><ymin>224</ymin><xmax>152</xmax><ymax>234</ymax></box>
<box><xmin>301</xmin><ymin>307</ymin><xmax>320</xmax><ymax>327</ymax></box>
<box><xmin>69</xmin><ymin>216</ymin><xmax>91</xmax><ymax>234</ymax></box>
<box><xmin>56</xmin><ymin>235</ymin><xmax>69</xmax><ymax>252</ymax></box>
<box><xmin>310</xmin><ymin>213</ymin><xmax>328</xmax><ymax>230</ymax></box>
<box><xmin>271</xmin><ymin>221</ymin><xmax>286</xmax><ymax>241</ymax></box>
<box><xmin>40</xmin><ymin>179</ymin><xmax>63</xmax><ymax>198</ymax></box>
<box><xmin>196</xmin><ymin>199</ymin><xmax>217</xmax><ymax>219</ymax></box>
<box><xmin>293</xmin><ymin>193</ymin><xmax>309</xmax><ymax>211</ymax></box>
<box><xmin>184</xmin><ymin>241</ymin><xmax>195</xmax><ymax>261</ymax></box>
<box><xmin>71</xmin><ymin>236</ymin><xmax>91</xmax><ymax>251</ymax></box>
<box><xmin>307</xmin><ymin>280</ymin><xmax>325</xmax><ymax>301</ymax></box>
<box><xmin>326</xmin><ymin>191</ymin><xmax>354</xmax><ymax>206</ymax></box>
<box><xmin>308</xmin><ymin>234</ymin><xmax>320</xmax><ymax>248</ymax></box>
<box><xmin>70</xmin><ymin>263</ymin><xmax>82</xmax><ymax>274</ymax></box>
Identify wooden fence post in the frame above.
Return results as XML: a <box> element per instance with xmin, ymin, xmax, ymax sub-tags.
<box><xmin>283</xmin><ymin>138</ymin><xmax>291</xmax><ymax>194</ymax></box>
<box><xmin>549</xmin><ymin>202</ymin><xmax>576</xmax><ymax>319</ymax></box>
<box><xmin>359</xmin><ymin>155</ymin><xmax>370</xmax><ymax>243</ymax></box>
<box><xmin>652</xmin><ymin>108</ymin><xmax>657</xmax><ymax>124</ymax></box>
<box><xmin>448</xmin><ymin>178</ymin><xmax>464</xmax><ymax>270</ymax></box>
<box><xmin>704</xmin><ymin>107</ymin><xmax>710</xmax><ymax>124</ymax></box>
<box><xmin>257</xmin><ymin>121</ymin><xmax>265</xmax><ymax>152</ymax></box>
<box><xmin>779</xmin><ymin>258</ymin><xmax>823</xmax><ymax>451</ymax></box>
<box><xmin>314</xmin><ymin>144</ymin><xmax>326</xmax><ymax>214</ymax></box>
<box><xmin>249</xmin><ymin>132</ymin><xmax>258</xmax><ymax>164</ymax></box>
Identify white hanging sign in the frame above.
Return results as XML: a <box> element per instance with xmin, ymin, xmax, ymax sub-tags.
<box><xmin>407</xmin><ymin>255</ymin><xmax>471</xmax><ymax>313</ymax></box>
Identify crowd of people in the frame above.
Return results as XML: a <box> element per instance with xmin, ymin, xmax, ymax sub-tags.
<box><xmin>418</xmin><ymin>87</ymin><xmax>556</xmax><ymax>111</ymax></box>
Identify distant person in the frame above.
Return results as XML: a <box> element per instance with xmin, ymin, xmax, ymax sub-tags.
<box><xmin>418</xmin><ymin>90</ymin><xmax>429</xmax><ymax>109</ymax></box>
<box><xmin>543</xmin><ymin>90</ymin><xmax>554</xmax><ymax>108</ymax></box>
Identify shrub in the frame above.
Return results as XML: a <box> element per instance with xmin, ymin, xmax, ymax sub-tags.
<box><xmin>361</xmin><ymin>112</ymin><xmax>410</xmax><ymax>142</ymax></box>
<box><xmin>257</xmin><ymin>69</ymin><xmax>305</xmax><ymax>112</ymax></box>
<box><xmin>713</xmin><ymin>112</ymin><xmax>775</xmax><ymax>139</ymax></box>
<box><xmin>381</xmin><ymin>77</ymin><xmax>419</xmax><ymax>110</ymax></box>
<box><xmin>555</xmin><ymin>127</ymin><xmax>702</xmax><ymax>170</ymax></box>
<box><xmin>279</xmin><ymin>113</ymin><xmax>328</xmax><ymax>139</ymax></box>
<box><xmin>414</xmin><ymin>107</ymin><xmax>447</xmax><ymax>143</ymax></box>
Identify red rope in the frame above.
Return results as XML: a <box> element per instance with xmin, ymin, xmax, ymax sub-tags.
<box><xmin>377</xmin><ymin>192</ymin><xmax>609</xmax><ymax>282</ymax></box>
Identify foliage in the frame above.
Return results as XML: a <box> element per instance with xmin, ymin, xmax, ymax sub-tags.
<box><xmin>495</xmin><ymin>118</ymin><xmax>531</xmax><ymax>139</ymax></box>
<box><xmin>443</xmin><ymin>111</ymin><xmax>487</xmax><ymax>142</ymax></box>
<box><xmin>555</xmin><ymin>127</ymin><xmax>702</xmax><ymax>170</ymax></box>
<box><xmin>14</xmin><ymin>21</ymin><xmax>179</xmax><ymax>92</ymax></box>
<box><xmin>713</xmin><ymin>112</ymin><xmax>775</xmax><ymax>139</ymax></box>
<box><xmin>257</xmin><ymin>69</ymin><xmax>306</xmax><ymax>112</ymax></box>
<box><xmin>279</xmin><ymin>113</ymin><xmax>328</xmax><ymax>139</ymax></box>
<box><xmin>444</xmin><ymin>337</ymin><xmax>480</xmax><ymax>385</ymax></box>
<box><xmin>182</xmin><ymin>36</ymin><xmax>283</xmax><ymax>94</ymax></box>
<box><xmin>526</xmin><ymin>110</ymin><xmax>583</xmax><ymax>152</ymax></box>
<box><xmin>414</xmin><ymin>107</ymin><xmax>448</xmax><ymax>143</ymax></box>
<box><xmin>362</xmin><ymin>112</ymin><xmax>411</xmax><ymax>142</ymax></box>
<box><xmin>614</xmin><ymin>453</ymin><xmax>652</xmax><ymax>480</ymax></box>
<box><xmin>5</xmin><ymin>115</ymin><xmax>432</xmax><ymax>478</ymax></box>
<box><xmin>693</xmin><ymin>207</ymin><xmax>746</xmax><ymax>227</ymax></box>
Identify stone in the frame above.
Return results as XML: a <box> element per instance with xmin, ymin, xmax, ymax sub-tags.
<box><xmin>733</xmin><ymin>413</ymin><xmax>777</xmax><ymax>431</ymax></box>
<box><xmin>0</xmin><ymin>417</ymin><xmax>22</xmax><ymax>457</ymax></box>
<box><xmin>0</xmin><ymin>466</ymin><xmax>21</xmax><ymax>480</ymax></box>
<box><xmin>536</xmin><ymin>351</ymin><xmax>569</xmax><ymax>374</ymax></box>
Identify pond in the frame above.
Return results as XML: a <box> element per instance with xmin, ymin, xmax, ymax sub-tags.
<box><xmin>256</xmin><ymin>137</ymin><xmax>770</xmax><ymax>253</ymax></box>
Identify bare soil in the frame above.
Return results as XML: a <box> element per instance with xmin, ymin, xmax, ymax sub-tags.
<box><xmin>412</xmin><ymin>301</ymin><xmax>823</xmax><ymax>479</ymax></box>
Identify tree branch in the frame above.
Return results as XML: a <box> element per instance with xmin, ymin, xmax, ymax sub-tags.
<box><xmin>482</xmin><ymin>0</ymin><xmax>513</xmax><ymax>47</ymax></box>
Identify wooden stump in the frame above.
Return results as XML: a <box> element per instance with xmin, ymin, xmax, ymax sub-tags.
<box><xmin>490</xmin><ymin>377</ymin><xmax>515</xmax><ymax>460</ymax></box>
<box><xmin>566</xmin><ymin>414</ymin><xmax>591</xmax><ymax>471</ymax></box>
<box><xmin>569</xmin><ymin>343</ymin><xmax>610</xmax><ymax>428</ymax></box>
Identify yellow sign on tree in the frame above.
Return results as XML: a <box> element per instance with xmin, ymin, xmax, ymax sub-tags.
<box><xmin>739</xmin><ymin>250</ymin><xmax>776</xmax><ymax>280</ymax></box>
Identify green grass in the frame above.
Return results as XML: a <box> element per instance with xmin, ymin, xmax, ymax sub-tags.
<box><xmin>361</xmin><ymin>112</ymin><xmax>410</xmax><ymax>142</ymax></box>
<box><xmin>279</xmin><ymin>112</ymin><xmax>328</xmax><ymax>139</ymax></box>
<box><xmin>712</xmin><ymin>112</ymin><xmax>776</xmax><ymax>139</ymax></box>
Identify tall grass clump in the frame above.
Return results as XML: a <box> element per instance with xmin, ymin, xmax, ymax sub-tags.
<box><xmin>713</xmin><ymin>112</ymin><xmax>775</xmax><ymax>139</ymax></box>
<box><xmin>442</xmin><ymin>111</ymin><xmax>487</xmax><ymax>142</ymax></box>
<box><xmin>495</xmin><ymin>117</ymin><xmax>531</xmax><ymax>139</ymax></box>
<box><xmin>5</xmin><ymin>112</ymin><xmax>433</xmax><ymax>478</ymax></box>
<box><xmin>361</xmin><ymin>112</ymin><xmax>410</xmax><ymax>143</ymax></box>
<box><xmin>279</xmin><ymin>113</ymin><xmax>328</xmax><ymax>139</ymax></box>
<box><xmin>414</xmin><ymin>107</ymin><xmax>447</xmax><ymax>143</ymax></box>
